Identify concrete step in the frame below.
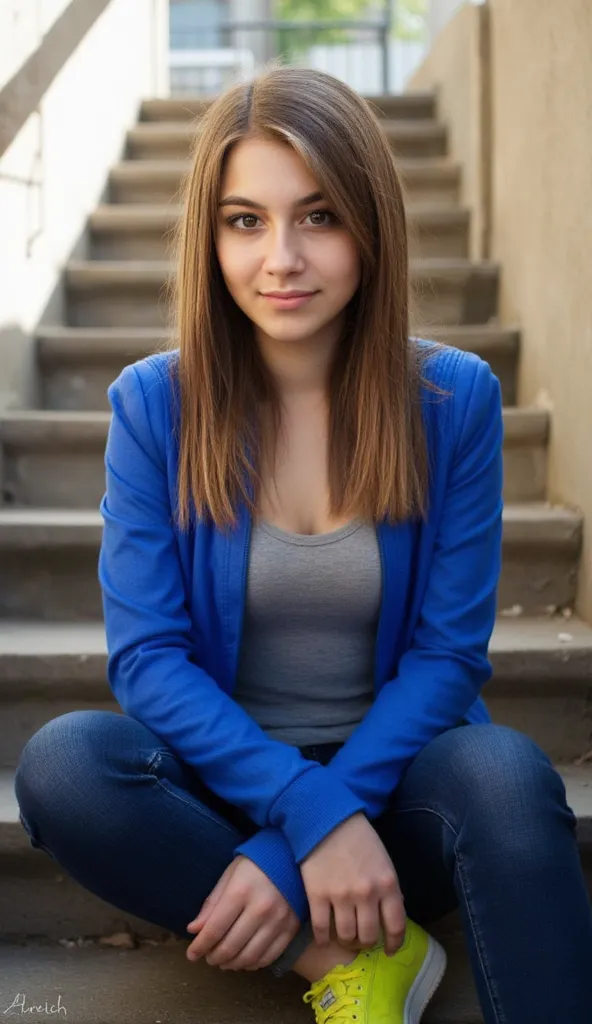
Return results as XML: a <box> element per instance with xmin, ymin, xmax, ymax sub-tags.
<box><xmin>63</xmin><ymin>258</ymin><xmax>499</xmax><ymax>328</ymax></box>
<box><xmin>0</xmin><ymin>411</ymin><xmax>110</xmax><ymax>507</ymax></box>
<box><xmin>35</xmin><ymin>325</ymin><xmax>520</xmax><ymax>411</ymax></box>
<box><xmin>109</xmin><ymin>156</ymin><xmax>462</xmax><ymax>206</ymax></box>
<box><xmin>139</xmin><ymin>91</ymin><xmax>438</xmax><ymax>123</ymax></box>
<box><xmin>126</xmin><ymin>118</ymin><xmax>448</xmax><ymax>161</ymax></box>
<box><xmin>1</xmin><ymin>615</ymin><xmax>592</xmax><ymax>768</ymax></box>
<box><xmin>0</xmin><ymin>407</ymin><xmax>548</xmax><ymax>508</ymax></box>
<box><xmin>424</xmin><ymin>325</ymin><xmax>519</xmax><ymax>405</ymax></box>
<box><xmin>0</xmin><ymin>926</ymin><xmax>484</xmax><ymax>1024</ymax></box>
<box><xmin>0</xmin><ymin>503</ymin><xmax>582</xmax><ymax>621</ymax></box>
<box><xmin>89</xmin><ymin>201</ymin><xmax>470</xmax><ymax>261</ymax></box>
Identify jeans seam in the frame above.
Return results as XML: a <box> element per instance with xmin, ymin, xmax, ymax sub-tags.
<box><xmin>146</xmin><ymin>748</ymin><xmax>176</xmax><ymax>773</ymax></box>
<box><xmin>18</xmin><ymin>812</ymin><xmax>56</xmax><ymax>860</ymax></box>
<box><xmin>393</xmin><ymin>804</ymin><xmax>503</xmax><ymax>1024</ymax></box>
<box><xmin>148</xmin><ymin>753</ymin><xmax>245</xmax><ymax>842</ymax></box>
<box><xmin>453</xmin><ymin>838</ymin><xmax>504</xmax><ymax>1024</ymax></box>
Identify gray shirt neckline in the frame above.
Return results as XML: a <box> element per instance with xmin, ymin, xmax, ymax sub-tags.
<box><xmin>258</xmin><ymin>517</ymin><xmax>366</xmax><ymax>546</ymax></box>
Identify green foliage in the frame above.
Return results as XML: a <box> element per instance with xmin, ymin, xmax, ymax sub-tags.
<box><xmin>272</xmin><ymin>0</ymin><xmax>384</xmax><ymax>62</ymax></box>
<box><xmin>394</xmin><ymin>0</ymin><xmax>427</xmax><ymax>41</ymax></box>
<box><xmin>269</xmin><ymin>0</ymin><xmax>427</xmax><ymax>62</ymax></box>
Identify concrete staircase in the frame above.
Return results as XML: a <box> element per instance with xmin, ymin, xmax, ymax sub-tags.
<box><xmin>1</xmin><ymin>91</ymin><xmax>592</xmax><ymax>1022</ymax></box>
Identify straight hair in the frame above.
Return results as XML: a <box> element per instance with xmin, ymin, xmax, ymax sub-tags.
<box><xmin>165</xmin><ymin>61</ymin><xmax>449</xmax><ymax>532</ymax></box>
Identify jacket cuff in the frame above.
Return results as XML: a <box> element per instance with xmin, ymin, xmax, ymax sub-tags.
<box><xmin>234</xmin><ymin>827</ymin><xmax>310</xmax><ymax>923</ymax></box>
<box><xmin>269</xmin><ymin>763</ymin><xmax>367</xmax><ymax>864</ymax></box>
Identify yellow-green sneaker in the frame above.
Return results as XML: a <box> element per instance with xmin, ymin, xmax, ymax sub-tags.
<box><xmin>301</xmin><ymin>918</ymin><xmax>446</xmax><ymax>1023</ymax></box>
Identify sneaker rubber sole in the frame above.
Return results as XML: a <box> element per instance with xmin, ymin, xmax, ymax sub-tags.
<box><xmin>404</xmin><ymin>934</ymin><xmax>447</xmax><ymax>1022</ymax></box>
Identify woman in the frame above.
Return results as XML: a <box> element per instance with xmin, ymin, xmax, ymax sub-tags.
<box><xmin>14</xmin><ymin>64</ymin><xmax>592</xmax><ymax>1023</ymax></box>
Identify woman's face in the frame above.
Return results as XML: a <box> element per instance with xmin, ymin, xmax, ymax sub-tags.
<box><xmin>215</xmin><ymin>136</ymin><xmax>361</xmax><ymax>355</ymax></box>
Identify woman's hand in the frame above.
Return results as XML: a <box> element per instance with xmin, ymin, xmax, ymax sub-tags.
<box><xmin>185</xmin><ymin>855</ymin><xmax>301</xmax><ymax>971</ymax></box>
<box><xmin>299</xmin><ymin>811</ymin><xmax>406</xmax><ymax>956</ymax></box>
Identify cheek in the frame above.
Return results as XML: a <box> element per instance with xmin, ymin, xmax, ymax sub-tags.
<box><xmin>216</xmin><ymin>238</ymin><xmax>252</xmax><ymax>287</ymax></box>
<box><xmin>324</xmin><ymin>239</ymin><xmax>361</xmax><ymax>287</ymax></box>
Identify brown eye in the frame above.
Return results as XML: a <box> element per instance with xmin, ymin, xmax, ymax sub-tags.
<box><xmin>226</xmin><ymin>214</ymin><xmax>260</xmax><ymax>230</ymax></box>
<box><xmin>307</xmin><ymin>210</ymin><xmax>337</xmax><ymax>226</ymax></box>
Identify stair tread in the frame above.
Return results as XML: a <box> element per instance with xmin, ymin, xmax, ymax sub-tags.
<box><xmin>489</xmin><ymin>613</ymin><xmax>592</xmax><ymax>650</ymax></box>
<box><xmin>0</xmin><ymin>406</ymin><xmax>547</xmax><ymax>441</ymax></box>
<box><xmin>0</xmin><ymin>502</ymin><xmax>580</xmax><ymax>527</ymax></box>
<box><xmin>128</xmin><ymin>118</ymin><xmax>446</xmax><ymax>138</ymax></box>
<box><xmin>0</xmin><ymin>619</ymin><xmax>107</xmax><ymax>656</ymax></box>
<box><xmin>110</xmin><ymin>154</ymin><xmax>462</xmax><ymax>179</ymax></box>
<box><xmin>140</xmin><ymin>89</ymin><xmax>437</xmax><ymax>119</ymax></box>
<box><xmin>37</xmin><ymin>325</ymin><xmax>167</xmax><ymax>338</ymax></box>
<box><xmin>63</xmin><ymin>257</ymin><xmax>500</xmax><ymax>287</ymax></box>
<box><xmin>0</xmin><ymin>613</ymin><xmax>589</xmax><ymax>646</ymax></box>
<box><xmin>35</xmin><ymin>323</ymin><xmax>519</xmax><ymax>351</ymax></box>
<box><xmin>65</xmin><ymin>255</ymin><xmax>498</xmax><ymax>271</ymax></box>
<box><xmin>1</xmin><ymin>613</ymin><xmax>591</xmax><ymax>663</ymax></box>
<box><xmin>1</xmin><ymin>410</ymin><xmax>111</xmax><ymax>425</ymax></box>
<box><xmin>90</xmin><ymin>201</ymin><xmax>471</xmax><ymax>226</ymax></box>
<box><xmin>0</xmin><ymin>507</ymin><xmax>102</xmax><ymax>525</ymax></box>
<box><xmin>503</xmin><ymin>501</ymin><xmax>581</xmax><ymax>523</ymax></box>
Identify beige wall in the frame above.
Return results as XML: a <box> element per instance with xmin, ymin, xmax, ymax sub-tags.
<box><xmin>426</xmin><ymin>0</ymin><xmax>468</xmax><ymax>46</ymax></box>
<box><xmin>490</xmin><ymin>0</ymin><xmax>592</xmax><ymax>621</ymax></box>
<box><xmin>409</xmin><ymin>0</ymin><xmax>592</xmax><ymax>622</ymax></box>
<box><xmin>0</xmin><ymin>0</ymin><xmax>169</xmax><ymax>409</ymax></box>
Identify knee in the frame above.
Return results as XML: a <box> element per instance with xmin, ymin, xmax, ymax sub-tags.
<box><xmin>447</xmin><ymin>724</ymin><xmax>551</xmax><ymax>791</ymax></box>
<box><xmin>438</xmin><ymin>724</ymin><xmax>576</xmax><ymax>849</ymax></box>
<box><xmin>14</xmin><ymin>710</ymin><xmax>124</xmax><ymax>815</ymax></box>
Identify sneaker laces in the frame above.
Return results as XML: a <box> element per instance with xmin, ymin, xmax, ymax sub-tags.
<box><xmin>302</xmin><ymin>952</ymin><xmax>371</xmax><ymax>1024</ymax></box>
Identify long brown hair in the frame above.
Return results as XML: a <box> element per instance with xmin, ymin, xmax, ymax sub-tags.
<box><xmin>166</xmin><ymin>61</ymin><xmax>447</xmax><ymax>532</ymax></box>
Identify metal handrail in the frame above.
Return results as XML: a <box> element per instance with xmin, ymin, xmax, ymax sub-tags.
<box><xmin>216</xmin><ymin>19</ymin><xmax>389</xmax><ymax>31</ymax></box>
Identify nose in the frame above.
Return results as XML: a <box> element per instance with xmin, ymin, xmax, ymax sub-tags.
<box><xmin>262</xmin><ymin>224</ymin><xmax>305</xmax><ymax>275</ymax></box>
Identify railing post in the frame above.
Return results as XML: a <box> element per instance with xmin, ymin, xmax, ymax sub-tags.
<box><xmin>382</xmin><ymin>0</ymin><xmax>393</xmax><ymax>94</ymax></box>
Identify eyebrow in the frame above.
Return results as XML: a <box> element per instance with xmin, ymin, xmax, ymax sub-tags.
<box><xmin>218</xmin><ymin>191</ymin><xmax>325</xmax><ymax>210</ymax></box>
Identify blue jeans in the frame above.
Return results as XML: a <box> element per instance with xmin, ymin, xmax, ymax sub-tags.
<box><xmin>14</xmin><ymin>710</ymin><xmax>592</xmax><ymax>1022</ymax></box>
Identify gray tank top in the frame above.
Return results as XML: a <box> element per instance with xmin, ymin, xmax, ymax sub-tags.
<box><xmin>233</xmin><ymin>517</ymin><xmax>382</xmax><ymax>747</ymax></box>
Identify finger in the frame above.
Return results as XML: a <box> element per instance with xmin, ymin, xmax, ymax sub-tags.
<box><xmin>309</xmin><ymin>895</ymin><xmax>333</xmax><ymax>947</ymax></box>
<box><xmin>354</xmin><ymin>897</ymin><xmax>382</xmax><ymax>949</ymax></box>
<box><xmin>187</xmin><ymin>899</ymin><xmax>242</xmax><ymax>959</ymax></box>
<box><xmin>248</xmin><ymin>926</ymin><xmax>302</xmax><ymax>971</ymax></box>
<box><xmin>332</xmin><ymin>898</ymin><xmax>358</xmax><ymax>949</ymax></box>
<box><xmin>216</xmin><ymin>921</ymin><xmax>280</xmax><ymax>971</ymax></box>
<box><xmin>379</xmin><ymin>892</ymin><xmax>407</xmax><ymax>956</ymax></box>
<box><xmin>187</xmin><ymin>864</ymin><xmax>235</xmax><ymax>930</ymax></box>
<box><xmin>187</xmin><ymin>901</ymin><xmax>212</xmax><ymax>932</ymax></box>
<box><xmin>205</xmin><ymin>909</ymin><xmax>262</xmax><ymax>967</ymax></box>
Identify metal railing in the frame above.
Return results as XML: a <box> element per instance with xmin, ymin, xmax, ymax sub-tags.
<box><xmin>169</xmin><ymin>6</ymin><xmax>395</xmax><ymax>97</ymax></box>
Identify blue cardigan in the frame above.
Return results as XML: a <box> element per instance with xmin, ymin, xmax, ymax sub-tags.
<box><xmin>98</xmin><ymin>340</ymin><xmax>504</xmax><ymax>923</ymax></box>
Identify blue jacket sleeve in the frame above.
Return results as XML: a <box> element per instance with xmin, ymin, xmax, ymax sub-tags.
<box><xmin>319</xmin><ymin>355</ymin><xmax>504</xmax><ymax>818</ymax></box>
<box><xmin>99</xmin><ymin>361</ymin><xmax>366</xmax><ymax>872</ymax></box>
<box><xmin>233</xmin><ymin>826</ymin><xmax>310</xmax><ymax>921</ymax></box>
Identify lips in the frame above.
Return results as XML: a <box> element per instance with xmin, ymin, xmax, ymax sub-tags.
<box><xmin>260</xmin><ymin>291</ymin><xmax>318</xmax><ymax>310</ymax></box>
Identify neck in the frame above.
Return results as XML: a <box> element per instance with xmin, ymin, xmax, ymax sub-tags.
<box><xmin>254</xmin><ymin>320</ymin><xmax>343</xmax><ymax>400</ymax></box>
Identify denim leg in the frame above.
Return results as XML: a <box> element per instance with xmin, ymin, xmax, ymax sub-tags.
<box><xmin>13</xmin><ymin>709</ymin><xmax>260</xmax><ymax>939</ymax></box>
<box><xmin>373</xmin><ymin>723</ymin><xmax>592</xmax><ymax>1024</ymax></box>
<box><xmin>14</xmin><ymin>712</ymin><xmax>346</xmax><ymax>977</ymax></box>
